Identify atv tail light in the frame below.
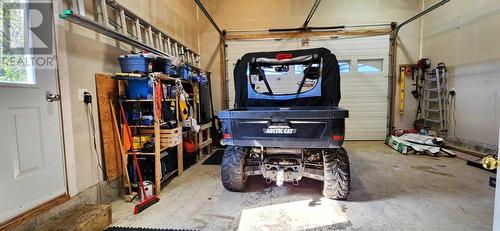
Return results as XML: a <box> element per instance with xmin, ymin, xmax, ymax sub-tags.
<box><xmin>223</xmin><ymin>133</ymin><xmax>232</xmax><ymax>139</ymax></box>
<box><xmin>276</xmin><ymin>53</ymin><xmax>292</xmax><ymax>60</ymax></box>
<box><xmin>332</xmin><ymin>135</ymin><xmax>344</xmax><ymax>141</ymax></box>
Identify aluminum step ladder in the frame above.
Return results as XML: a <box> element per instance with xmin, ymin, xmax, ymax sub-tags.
<box><xmin>423</xmin><ymin>66</ymin><xmax>448</xmax><ymax>134</ymax></box>
<box><xmin>61</xmin><ymin>0</ymin><xmax>200</xmax><ymax>69</ymax></box>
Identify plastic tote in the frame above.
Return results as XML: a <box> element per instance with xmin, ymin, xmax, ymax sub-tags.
<box><xmin>152</xmin><ymin>57</ymin><xmax>172</xmax><ymax>74</ymax></box>
<box><xmin>179</xmin><ymin>65</ymin><xmax>190</xmax><ymax>80</ymax></box>
<box><xmin>118</xmin><ymin>54</ymin><xmax>151</xmax><ymax>73</ymax></box>
<box><xmin>128</xmin><ymin>78</ymin><xmax>153</xmax><ymax>99</ymax></box>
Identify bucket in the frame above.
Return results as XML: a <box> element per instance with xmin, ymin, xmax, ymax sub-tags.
<box><xmin>152</xmin><ymin>57</ymin><xmax>172</xmax><ymax>74</ymax></box>
<box><xmin>128</xmin><ymin>78</ymin><xmax>153</xmax><ymax>99</ymax></box>
<box><xmin>140</xmin><ymin>181</ymin><xmax>154</xmax><ymax>201</ymax></box>
<box><xmin>118</xmin><ymin>54</ymin><xmax>151</xmax><ymax>73</ymax></box>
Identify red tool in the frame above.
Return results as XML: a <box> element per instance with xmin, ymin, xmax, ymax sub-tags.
<box><xmin>119</xmin><ymin>102</ymin><xmax>159</xmax><ymax>214</ymax></box>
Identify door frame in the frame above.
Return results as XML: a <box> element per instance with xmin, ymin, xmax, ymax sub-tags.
<box><xmin>53</xmin><ymin>0</ymin><xmax>78</xmax><ymax>197</ymax></box>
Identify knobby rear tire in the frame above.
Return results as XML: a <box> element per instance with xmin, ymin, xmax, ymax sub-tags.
<box><xmin>322</xmin><ymin>147</ymin><xmax>350</xmax><ymax>200</ymax></box>
<box><xmin>221</xmin><ymin>146</ymin><xmax>247</xmax><ymax>191</ymax></box>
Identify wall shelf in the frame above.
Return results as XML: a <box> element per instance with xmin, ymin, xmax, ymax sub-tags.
<box><xmin>160</xmin><ymin>169</ymin><xmax>178</xmax><ymax>183</ymax></box>
<box><xmin>129</xmin><ymin>122</ymin><xmax>167</xmax><ymax>128</ymax></box>
<box><xmin>114</xmin><ymin>74</ymin><xmax>184</xmax><ymax>196</ymax></box>
<box><xmin>123</xmin><ymin>99</ymin><xmax>176</xmax><ymax>102</ymax></box>
<box><xmin>126</xmin><ymin>146</ymin><xmax>170</xmax><ymax>155</ymax></box>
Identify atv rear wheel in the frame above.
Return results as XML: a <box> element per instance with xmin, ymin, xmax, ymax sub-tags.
<box><xmin>322</xmin><ymin>147</ymin><xmax>350</xmax><ymax>200</ymax></box>
<box><xmin>221</xmin><ymin>146</ymin><xmax>247</xmax><ymax>191</ymax></box>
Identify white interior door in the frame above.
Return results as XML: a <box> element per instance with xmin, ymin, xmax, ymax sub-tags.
<box><xmin>0</xmin><ymin>2</ymin><xmax>66</xmax><ymax>223</ymax></box>
<box><xmin>226</xmin><ymin>35</ymin><xmax>389</xmax><ymax>140</ymax></box>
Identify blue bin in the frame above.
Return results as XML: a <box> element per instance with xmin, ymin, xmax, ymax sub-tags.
<box><xmin>180</xmin><ymin>65</ymin><xmax>190</xmax><ymax>80</ymax></box>
<box><xmin>168</xmin><ymin>68</ymin><xmax>178</xmax><ymax>76</ymax></box>
<box><xmin>118</xmin><ymin>54</ymin><xmax>151</xmax><ymax>73</ymax></box>
<box><xmin>128</xmin><ymin>78</ymin><xmax>153</xmax><ymax>99</ymax></box>
<box><xmin>152</xmin><ymin>57</ymin><xmax>172</xmax><ymax>74</ymax></box>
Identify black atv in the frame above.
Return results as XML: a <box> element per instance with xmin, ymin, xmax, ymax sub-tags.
<box><xmin>218</xmin><ymin>48</ymin><xmax>350</xmax><ymax>199</ymax></box>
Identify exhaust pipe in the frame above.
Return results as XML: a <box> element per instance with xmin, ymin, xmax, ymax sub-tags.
<box><xmin>266</xmin><ymin>148</ymin><xmax>302</xmax><ymax>155</ymax></box>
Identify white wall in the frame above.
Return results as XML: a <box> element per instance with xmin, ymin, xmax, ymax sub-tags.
<box><xmin>422</xmin><ymin>0</ymin><xmax>500</xmax><ymax>147</ymax></box>
<box><xmin>59</xmin><ymin>0</ymin><xmax>201</xmax><ymax>193</ymax></box>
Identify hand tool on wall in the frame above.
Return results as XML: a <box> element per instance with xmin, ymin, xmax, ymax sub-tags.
<box><xmin>411</xmin><ymin>66</ymin><xmax>423</xmax><ymax>128</ymax></box>
<box><xmin>119</xmin><ymin>102</ymin><xmax>160</xmax><ymax>214</ymax></box>
<box><xmin>414</xmin><ymin>59</ymin><xmax>431</xmax><ymax>129</ymax></box>
<box><xmin>399</xmin><ymin>66</ymin><xmax>406</xmax><ymax>115</ymax></box>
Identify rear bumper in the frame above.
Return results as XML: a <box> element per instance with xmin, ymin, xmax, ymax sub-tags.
<box><xmin>223</xmin><ymin>138</ymin><xmax>343</xmax><ymax>148</ymax></box>
<box><xmin>219</xmin><ymin>106</ymin><xmax>348</xmax><ymax>148</ymax></box>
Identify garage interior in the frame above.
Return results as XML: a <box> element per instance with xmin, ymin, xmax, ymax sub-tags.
<box><xmin>0</xmin><ymin>0</ymin><xmax>499</xmax><ymax>230</ymax></box>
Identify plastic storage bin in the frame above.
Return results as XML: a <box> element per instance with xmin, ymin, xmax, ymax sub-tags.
<box><xmin>179</xmin><ymin>65</ymin><xmax>190</xmax><ymax>80</ymax></box>
<box><xmin>168</xmin><ymin>68</ymin><xmax>178</xmax><ymax>76</ymax></box>
<box><xmin>118</xmin><ymin>54</ymin><xmax>151</xmax><ymax>73</ymax></box>
<box><xmin>152</xmin><ymin>57</ymin><xmax>171</xmax><ymax>74</ymax></box>
<box><xmin>128</xmin><ymin>78</ymin><xmax>153</xmax><ymax>99</ymax></box>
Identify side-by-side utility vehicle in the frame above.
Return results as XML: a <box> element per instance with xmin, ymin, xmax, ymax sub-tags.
<box><xmin>218</xmin><ymin>48</ymin><xmax>350</xmax><ymax>199</ymax></box>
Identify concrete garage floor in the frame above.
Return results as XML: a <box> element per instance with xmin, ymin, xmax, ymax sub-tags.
<box><xmin>110</xmin><ymin>141</ymin><xmax>495</xmax><ymax>230</ymax></box>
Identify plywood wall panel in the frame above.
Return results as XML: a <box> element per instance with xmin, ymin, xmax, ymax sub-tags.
<box><xmin>95</xmin><ymin>74</ymin><xmax>121</xmax><ymax>180</ymax></box>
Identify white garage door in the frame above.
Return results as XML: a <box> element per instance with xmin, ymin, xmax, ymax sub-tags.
<box><xmin>226</xmin><ymin>35</ymin><xmax>389</xmax><ymax>140</ymax></box>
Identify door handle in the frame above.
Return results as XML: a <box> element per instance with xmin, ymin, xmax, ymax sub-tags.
<box><xmin>46</xmin><ymin>93</ymin><xmax>61</xmax><ymax>102</ymax></box>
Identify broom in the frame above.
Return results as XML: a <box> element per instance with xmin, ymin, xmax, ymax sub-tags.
<box><xmin>119</xmin><ymin>101</ymin><xmax>159</xmax><ymax>214</ymax></box>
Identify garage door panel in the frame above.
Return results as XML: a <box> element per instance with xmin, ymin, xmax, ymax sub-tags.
<box><xmin>341</xmin><ymin>104</ymin><xmax>387</xmax><ymax>113</ymax></box>
<box><xmin>226</xmin><ymin>35</ymin><xmax>389</xmax><ymax>140</ymax></box>
<box><xmin>347</xmin><ymin>133</ymin><xmax>387</xmax><ymax>140</ymax></box>
<box><xmin>345</xmin><ymin>108</ymin><xmax>387</xmax><ymax>116</ymax></box>
<box><xmin>347</xmin><ymin>127</ymin><xmax>388</xmax><ymax>133</ymax></box>
<box><xmin>345</xmin><ymin>111</ymin><xmax>387</xmax><ymax>119</ymax></box>
<box><xmin>347</xmin><ymin>119</ymin><xmax>387</xmax><ymax>127</ymax></box>
<box><xmin>347</xmin><ymin>123</ymin><xmax>387</xmax><ymax>140</ymax></box>
<box><xmin>342</xmin><ymin>101</ymin><xmax>387</xmax><ymax>107</ymax></box>
<box><xmin>341</xmin><ymin>91</ymin><xmax>387</xmax><ymax>97</ymax></box>
<box><xmin>341</xmin><ymin>81</ymin><xmax>387</xmax><ymax>87</ymax></box>
<box><xmin>342</xmin><ymin>97</ymin><xmax>387</xmax><ymax>103</ymax></box>
<box><xmin>347</xmin><ymin>127</ymin><xmax>387</xmax><ymax>134</ymax></box>
<box><xmin>341</xmin><ymin>102</ymin><xmax>387</xmax><ymax>110</ymax></box>
<box><xmin>334</xmin><ymin>51</ymin><xmax>388</xmax><ymax>57</ymax></box>
<box><xmin>347</xmin><ymin>117</ymin><xmax>387</xmax><ymax>123</ymax></box>
<box><xmin>342</xmin><ymin>76</ymin><xmax>387</xmax><ymax>82</ymax></box>
<box><xmin>340</xmin><ymin>100</ymin><xmax>387</xmax><ymax>106</ymax></box>
<box><xmin>341</xmin><ymin>89</ymin><xmax>387</xmax><ymax>95</ymax></box>
<box><xmin>340</xmin><ymin>96</ymin><xmax>387</xmax><ymax>104</ymax></box>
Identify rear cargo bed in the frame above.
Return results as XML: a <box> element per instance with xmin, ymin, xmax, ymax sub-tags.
<box><xmin>218</xmin><ymin>106</ymin><xmax>348</xmax><ymax>148</ymax></box>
